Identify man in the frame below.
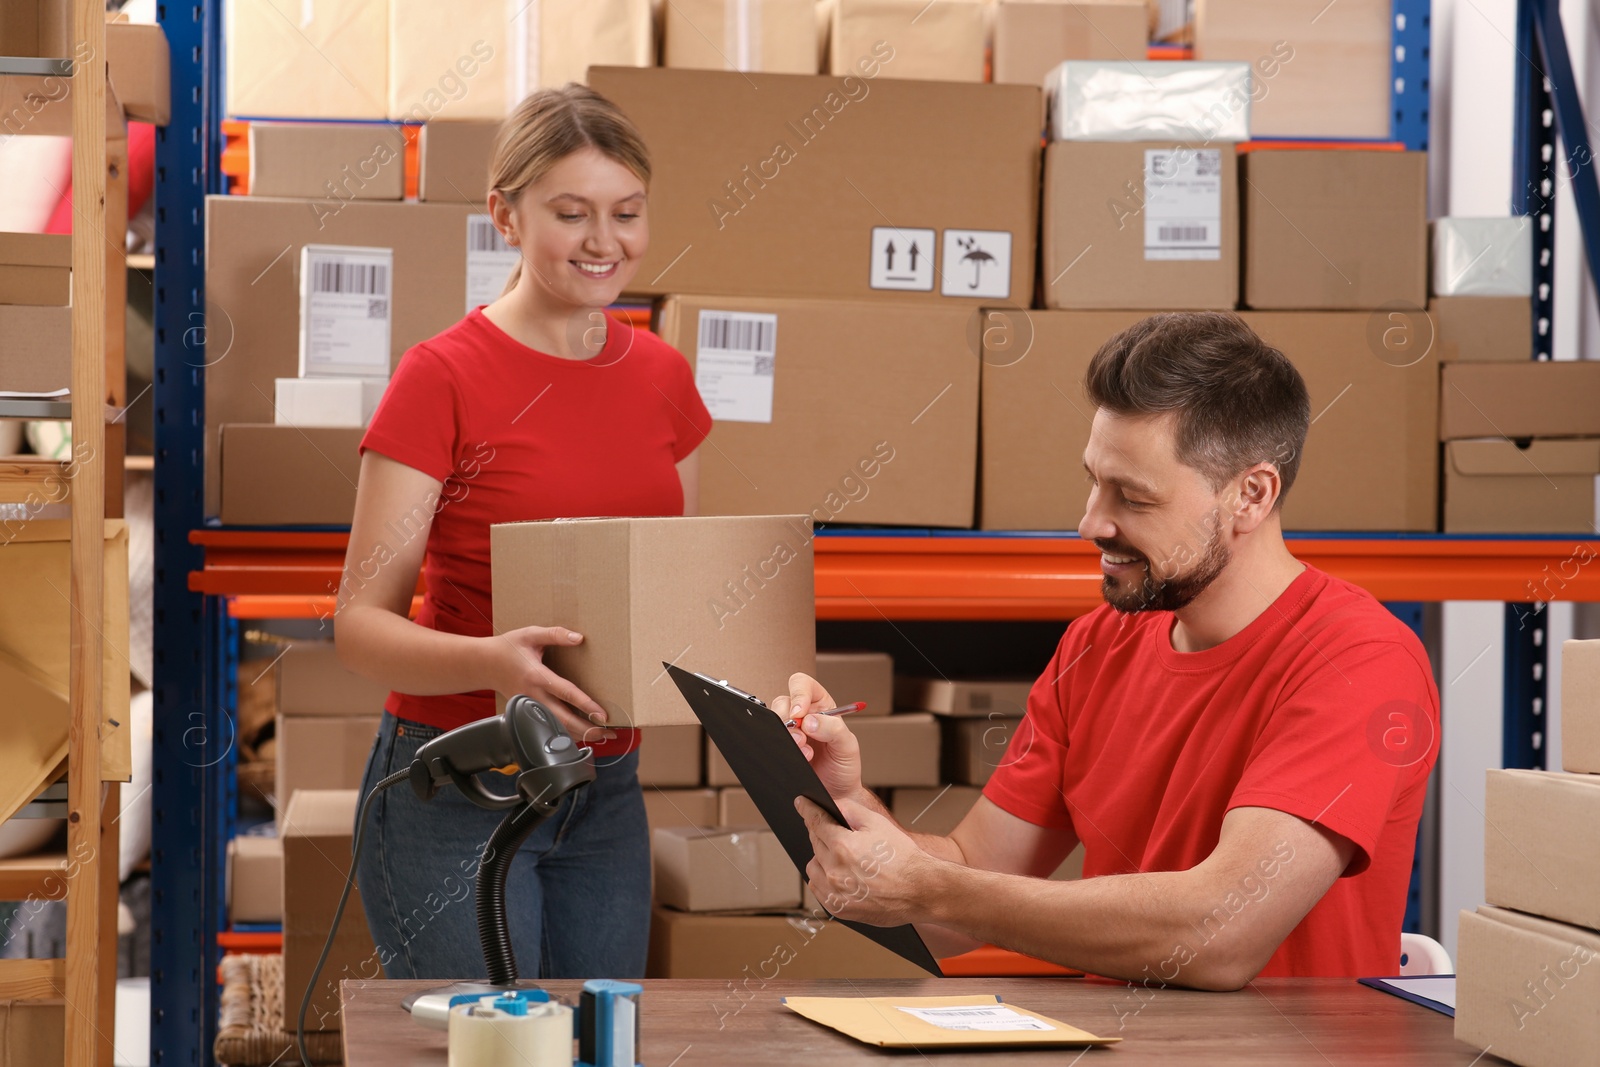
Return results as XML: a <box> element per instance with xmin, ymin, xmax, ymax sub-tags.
<box><xmin>780</xmin><ymin>312</ymin><xmax>1438</xmax><ymax>991</ymax></box>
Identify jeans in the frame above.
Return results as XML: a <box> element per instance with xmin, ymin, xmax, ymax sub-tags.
<box><xmin>353</xmin><ymin>710</ymin><xmax>651</xmax><ymax>980</ymax></box>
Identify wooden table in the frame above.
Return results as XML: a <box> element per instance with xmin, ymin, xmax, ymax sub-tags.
<box><xmin>341</xmin><ymin>977</ymin><xmax>1484</xmax><ymax>1065</ymax></box>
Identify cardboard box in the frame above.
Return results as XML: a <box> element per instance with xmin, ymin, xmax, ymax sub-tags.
<box><xmin>1432</xmin><ymin>217</ymin><xmax>1533</xmax><ymax>298</ymax></box>
<box><xmin>1241</xmin><ymin>149</ymin><xmax>1427</xmax><ymax>311</ymax></box>
<box><xmin>0</xmin><ymin>232</ymin><xmax>69</xmax><ymax>306</ymax></box>
<box><xmin>829</xmin><ymin>0</ymin><xmax>984</xmax><ymax>82</ymax></box>
<box><xmin>1484</xmin><ymin>769</ymin><xmax>1600</xmax><ymax>929</ymax></box>
<box><xmin>977</xmin><ymin>311</ymin><xmax>1439</xmax><ymax>532</ymax></box>
<box><xmin>656</xmin><ymin>296</ymin><xmax>980</xmax><ymax>528</ymax></box>
<box><xmin>854</xmin><ymin>714</ymin><xmax>940</xmax><ymax>787</ymax></box>
<box><xmin>642</xmin><ymin>787</ymin><xmax>719</xmax><ymax>832</ymax></box>
<box><xmin>1455</xmin><ymin>906</ymin><xmax>1600</xmax><ymax>1067</ymax></box>
<box><xmin>706</xmin><ymin>733</ymin><xmax>741</xmax><ymax>787</ymax></box>
<box><xmin>219</xmin><ymin>425</ymin><xmax>363</xmax><ymax>526</ymax></box>
<box><xmin>0</xmin><ymin>0</ymin><xmax>66</xmax><ymax>57</ymax></box>
<box><xmin>665</xmin><ymin>0</ymin><xmax>817</xmax><ymax>74</ymax></box>
<box><xmin>418</xmin><ymin>121</ymin><xmax>498</xmax><ymax>203</ymax></box>
<box><xmin>646</xmin><ymin>905</ymin><xmax>929</xmax><ymax>978</ymax></box>
<box><xmin>0</xmin><ymin>999</ymin><xmax>63</xmax><ymax>1067</ymax></box>
<box><xmin>718</xmin><ymin>787</ymin><xmax>764</xmax><ymax>827</ymax></box>
<box><xmin>1430</xmin><ymin>297</ymin><xmax>1531</xmax><ymax>363</ymax></box>
<box><xmin>225</xmin><ymin>0</ymin><xmax>387</xmax><ymax>119</ymax></box>
<box><xmin>204</xmin><ymin>196</ymin><xmax>479</xmax><ymax>515</ymax></box>
<box><xmin>491</xmin><ymin>515</ymin><xmax>817</xmax><ymax>728</ymax></box>
<box><xmin>1562</xmin><ymin>640</ymin><xmax>1600</xmax><ymax>775</ymax></box>
<box><xmin>228</xmin><ymin>834</ymin><xmax>284</xmax><ymax>924</ymax></box>
<box><xmin>1042</xmin><ymin>141</ymin><xmax>1238</xmax><ymax>310</ymax></box>
<box><xmin>248</xmin><ymin>124</ymin><xmax>404</xmax><ymax>200</ymax></box>
<box><xmin>105</xmin><ymin>20</ymin><xmax>172</xmax><ymax>125</ymax></box>
<box><xmin>590</xmin><ymin>67</ymin><xmax>1041</xmax><ymax>304</ymax></box>
<box><xmin>1442</xmin><ymin>439</ymin><xmax>1599</xmax><ymax>535</ymax></box>
<box><xmin>653</xmin><ymin>826</ymin><xmax>801</xmax><ymax>912</ymax></box>
<box><xmin>281</xmin><ymin>790</ymin><xmax>379</xmax><ymax>1031</ymax></box>
<box><xmin>992</xmin><ymin>1</ymin><xmax>1147</xmax><ymax>87</ymax></box>
<box><xmin>1194</xmin><ymin>0</ymin><xmax>1390</xmax><ymax>139</ymax></box>
<box><xmin>942</xmin><ymin>717</ymin><xmax>1021</xmax><ymax>786</ymax></box>
<box><xmin>274</xmin><ymin>714</ymin><xmax>379</xmax><ymax>825</ymax></box>
<box><xmin>638</xmin><ymin>724</ymin><xmax>705</xmax><ymax>787</ymax></box>
<box><xmin>1441</xmin><ymin>362</ymin><xmax>1600</xmax><ymax>440</ymax></box>
<box><xmin>274</xmin><ymin>377</ymin><xmax>387</xmax><ymax>428</ymax></box>
<box><xmin>815</xmin><ymin>651</ymin><xmax>893</xmax><ymax>718</ymax></box>
<box><xmin>277</xmin><ymin>640</ymin><xmax>392</xmax><ymax>717</ymax></box>
<box><xmin>895</xmin><ymin>677</ymin><xmax>1034</xmax><ymax>717</ymax></box>
<box><xmin>890</xmin><ymin>785</ymin><xmax>984</xmax><ymax>836</ymax></box>
<box><xmin>0</xmin><ymin>304</ymin><xmax>69</xmax><ymax>395</ymax></box>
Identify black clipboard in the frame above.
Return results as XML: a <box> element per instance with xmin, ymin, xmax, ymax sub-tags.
<box><xmin>665</xmin><ymin>664</ymin><xmax>944</xmax><ymax>977</ymax></box>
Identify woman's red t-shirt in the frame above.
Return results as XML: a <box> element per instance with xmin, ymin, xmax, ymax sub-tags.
<box><xmin>357</xmin><ymin>308</ymin><xmax>713</xmax><ymax>751</ymax></box>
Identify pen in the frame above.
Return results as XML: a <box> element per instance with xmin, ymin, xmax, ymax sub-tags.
<box><xmin>783</xmin><ymin>702</ymin><xmax>867</xmax><ymax>731</ymax></box>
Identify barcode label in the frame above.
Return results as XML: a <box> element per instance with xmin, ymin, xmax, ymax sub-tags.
<box><xmin>299</xmin><ymin>245</ymin><xmax>393</xmax><ymax>378</ymax></box>
<box><xmin>1144</xmin><ymin>149</ymin><xmax>1223</xmax><ymax>262</ymax></box>
<box><xmin>465</xmin><ymin>216</ymin><xmax>522</xmax><ymax>313</ymax></box>
<box><xmin>695</xmin><ymin>310</ymin><xmax>778</xmax><ymax>424</ymax></box>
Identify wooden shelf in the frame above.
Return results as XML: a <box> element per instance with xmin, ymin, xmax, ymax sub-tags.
<box><xmin>0</xmin><ymin>458</ymin><xmax>72</xmax><ymax>504</ymax></box>
<box><xmin>0</xmin><ymin>851</ymin><xmax>71</xmax><ymax>900</ymax></box>
<box><xmin>0</xmin><ymin>958</ymin><xmax>65</xmax><ymax>999</ymax></box>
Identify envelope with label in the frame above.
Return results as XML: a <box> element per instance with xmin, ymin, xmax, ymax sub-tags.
<box><xmin>780</xmin><ymin>994</ymin><xmax>1119</xmax><ymax>1049</ymax></box>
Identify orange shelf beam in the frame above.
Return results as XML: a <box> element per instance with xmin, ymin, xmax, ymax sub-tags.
<box><xmin>192</xmin><ymin>530</ymin><xmax>1600</xmax><ymax>621</ymax></box>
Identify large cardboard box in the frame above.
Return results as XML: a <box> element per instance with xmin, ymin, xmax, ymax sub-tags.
<box><xmin>1484</xmin><ymin>769</ymin><xmax>1600</xmax><ymax>929</ymax></box>
<box><xmin>277</xmin><ymin>640</ymin><xmax>391</xmax><ymax>717</ymax></box>
<box><xmin>248</xmin><ymin>124</ymin><xmax>404</xmax><ymax>200</ymax></box>
<box><xmin>225</xmin><ymin>0</ymin><xmax>387</xmax><ymax>119</ymax></box>
<box><xmin>656</xmin><ymin>296</ymin><xmax>980</xmax><ymax>528</ymax></box>
<box><xmin>854</xmin><ymin>714</ymin><xmax>940</xmax><ymax>787</ymax></box>
<box><xmin>0</xmin><ymin>0</ymin><xmax>66</xmax><ymax>57</ymax></box>
<box><xmin>895</xmin><ymin>677</ymin><xmax>1033</xmax><ymax>717</ymax></box>
<box><xmin>227</xmin><ymin>834</ymin><xmax>284</xmax><ymax>924</ymax></box>
<box><xmin>1042</xmin><ymin>141</ymin><xmax>1238</xmax><ymax>310</ymax></box>
<box><xmin>491</xmin><ymin>515</ymin><xmax>817</xmax><ymax>728</ymax></box>
<box><xmin>1241</xmin><ymin>149</ymin><xmax>1427</xmax><ymax>311</ymax></box>
<box><xmin>717</xmin><ymin>787</ymin><xmax>764</xmax><ymax>827</ymax></box>
<box><xmin>1441</xmin><ymin>362</ymin><xmax>1600</xmax><ymax>440</ymax></box>
<box><xmin>642</xmin><ymin>787</ymin><xmax>719</xmax><ymax>832</ymax></box>
<box><xmin>664</xmin><ymin>0</ymin><xmax>817</xmax><ymax>74</ymax></box>
<box><xmin>0</xmin><ymin>304</ymin><xmax>69</xmax><ymax>394</ymax></box>
<box><xmin>829</xmin><ymin>0</ymin><xmax>984</xmax><ymax>82</ymax></box>
<box><xmin>1442</xmin><ymin>439</ymin><xmax>1599</xmax><ymax>535</ymax></box>
<box><xmin>1562</xmin><ymin>640</ymin><xmax>1600</xmax><ymax>775</ymax></box>
<box><xmin>815</xmin><ymin>651</ymin><xmax>893</xmax><ymax>718</ymax></box>
<box><xmin>0</xmin><ymin>232</ymin><xmax>69</xmax><ymax>306</ymax></box>
<box><xmin>890</xmin><ymin>785</ymin><xmax>984</xmax><ymax>836</ymax></box>
<box><xmin>0</xmin><ymin>999</ymin><xmax>63</xmax><ymax>1067</ymax></box>
<box><xmin>204</xmin><ymin>196</ymin><xmax>479</xmax><ymax>515</ymax></box>
<box><xmin>591</xmin><ymin>67</ymin><xmax>1041</xmax><ymax>304</ymax></box>
<box><xmin>418</xmin><ymin>121</ymin><xmax>499</xmax><ymax>203</ymax></box>
<box><xmin>219</xmin><ymin>425</ymin><xmax>363</xmax><ymax>526</ymax></box>
<box><xmin>1194</xmin><ymin>0</ymin><xmax>1390</xmax><ymax>139</ymax></box>
<box><xmin>105</xmin><ymin>20</ymin><xmax>172</xmax><ymax>126</ymax></box>
<box><xmin>942</xmin><ymin>717</ymin><xmax>1022</xmax><ymax>786</ymax></box>
<box><xmin>653</xmin><ymin>826</ymin><xmax>801</xmax><ymax>911</ymax></box>
<box><xmin>992</xmin><ymin>1</ymin><xmax>1147</xmax><ymax>87</ymax></box>
<box><xmin>638</xmin><ymin>724</ymin><xmax>704</xmax><ymax>787</ymax></box>
<box><xmin>274</xmin><ymin>714</ymin><xmax>379</xmax><ymax>826</ymax></box>
<box><xmin>978</xmin><ymin>311</ymin><xmax>1439</xmax><ymax>532</ymax></box>
<box><xmin>282</xmin><ymin>790</ymin><xmax>379</xmax><ymax>1031</ymax></box>
<box><xmin>1430</xmin><ymin>297</ymin><xmax>1531</xmax><ymax>363</ymax></box>
<box><xmin>1455</xmin><ymin>906</ymin><xmax>1600</xmax><ymax>1067</ymax></box>
<box><xmin>646</xmin><ymin>905</ymin><xmax>929</xmax><ymax>978</ymax></box>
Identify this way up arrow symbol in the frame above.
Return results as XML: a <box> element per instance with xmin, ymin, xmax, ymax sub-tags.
<box><xmin>909</xmin><ymin>242</ymin><xmax>921</xmax><ymax>271</ymax></box>
<box><xmin>884</xmin><ymin>240</ymin><xmax>896</xmax><ymax>271</ymax></box>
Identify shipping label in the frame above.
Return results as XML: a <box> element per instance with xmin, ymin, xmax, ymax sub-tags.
<box><xmin>298</xmin><ymin>244</ymin><xmax>393</xmax><ymax>378</ymax></box>
<box><xmin>1144</xmin><ymin>149</ymin><xmax>1222</xmax><ymax>261</ymax></box>
<box><xmin>695</xmin><ymin>309</ymin><xmax>777</xmax><ymax>423</ymax></box>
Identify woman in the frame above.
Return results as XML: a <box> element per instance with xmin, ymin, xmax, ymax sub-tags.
<box><xmin>336</xmin><ymin>85</ymin><xmax>710</xmax><ymax>980</ymax></box>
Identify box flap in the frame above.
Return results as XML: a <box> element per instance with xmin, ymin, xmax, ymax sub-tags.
<box><xmin>281</xmin><ymin>788</ymin><xmax>360</xmax><ymax>839</ymax></box>
<box><xmin>1447</xmin><ymin>438</ymin><xmax>1600</xmax><ymax>476</ymax></box>
<box><xmin>1473</xmin><ymin>904</ymin><xmax>1600</xmax><ymax>950</ymax></box>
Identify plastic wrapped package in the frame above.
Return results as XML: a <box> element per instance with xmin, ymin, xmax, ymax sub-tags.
<box><xmin>1431</xmin><ymin>217</ymin><xmax>1533</xmax><ymax>298</ymax></box>
<box><xmin>1046</xmin><ymin>59</ymin><xmax>1251</xmax><ymax>142</ymax></box>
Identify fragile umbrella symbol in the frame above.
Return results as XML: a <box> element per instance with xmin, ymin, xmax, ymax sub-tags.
<box><xmin>957</xmin><ymin>236</ymin><xmax>994</xmax><ymax>290</ymax></box>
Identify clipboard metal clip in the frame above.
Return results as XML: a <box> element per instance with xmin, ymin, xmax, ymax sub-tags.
<box><xmin>688</xmin><ymin>670</ymin><xmax>769</xmax><ymax>708</ymax></box>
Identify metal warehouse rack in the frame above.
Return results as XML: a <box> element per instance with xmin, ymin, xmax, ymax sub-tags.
<box><xmin>153</xmin><ymin>0</ymin><xmax>1600</xmax><ymax>1062</ymax></box>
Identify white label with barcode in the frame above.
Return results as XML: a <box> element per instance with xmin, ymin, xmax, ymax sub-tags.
<box><xmin>465</xmin><ymin>216</ymin><xmax>522</xmax><ymax>313</ymax></box>
<box><xmin>1144</xmin><ymin>149</ymin><xmax>1222</xmax><ymax>261</ymax></box>
<box><xmin>896</xmin><ymin>1005</ymin><xmax>1056</xmax><ymax>1032</ymax></box>
<box><xmin>299</xmin><ymin>244</ymin><xmax>393</xmax><ymax>378</ymax></box>
<box><xmin>695</xmin><ymin>310</ymin><xmax>777</xmax><ymax>423</ymax></box>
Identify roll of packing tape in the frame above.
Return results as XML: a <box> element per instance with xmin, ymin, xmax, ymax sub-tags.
<box><xmin>448</xmin><ymin>998</ymin><xmax>573</xmax><ymax>1067</ymax></box>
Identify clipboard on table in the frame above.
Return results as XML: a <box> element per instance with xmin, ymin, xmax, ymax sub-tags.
<box><xmin>665</xmin><ymin>664</ymin><xmax>944</xmax><ymax>977</ymax></box>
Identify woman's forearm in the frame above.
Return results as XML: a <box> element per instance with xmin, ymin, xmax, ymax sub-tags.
<box><xmin>335</xmin><ymin>603</ymin><xmax>504</xmax><ymax>698</ymax></box>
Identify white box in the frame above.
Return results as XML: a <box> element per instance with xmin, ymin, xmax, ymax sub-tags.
<box><xmin>1431</xmin><ymin>217</ymin><xmax>1534</xmax><ymax>298</ymax></box>
<box><xmin>1046</xmin><ymin>60</ymin><xmax>1252</xmax><ymax>142</ymax></box>
<box><xmin>274</xmin><ymin>377</ymin><xmax>386</xmax><ymax>427</ymax></box>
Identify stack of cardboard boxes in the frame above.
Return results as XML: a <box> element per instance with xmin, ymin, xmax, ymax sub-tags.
<box><xmin>1454</xmin><ymin>639</ymin><xmax>1600</xmax><ymax>1066</ymax></box>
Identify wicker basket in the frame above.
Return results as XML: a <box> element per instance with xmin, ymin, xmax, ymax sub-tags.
<box><xmin>215</xmin><ymin>953</ymin><xmax>342</xmax><ymax>1066</ymax></box>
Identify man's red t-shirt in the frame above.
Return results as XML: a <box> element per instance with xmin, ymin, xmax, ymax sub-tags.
<box><xmin>983</xmin><ymin>565</ymin><xmax>1439</xmax><ymax>978</ymax></box>
<box><xmin>357</xmin><ymin>308</ymin><xmax>713</xmax><ymax>748</ymax></box>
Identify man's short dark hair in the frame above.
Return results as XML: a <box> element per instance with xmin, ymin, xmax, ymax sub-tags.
<box><xmin>1084</xmin><ymin>312</ymin><xmax>1312</xmax><ymax>507</ymax></box>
